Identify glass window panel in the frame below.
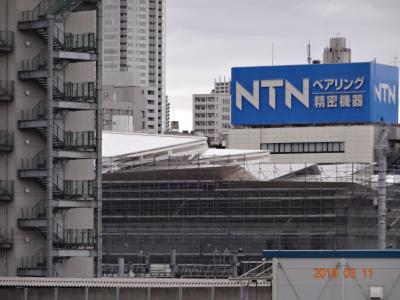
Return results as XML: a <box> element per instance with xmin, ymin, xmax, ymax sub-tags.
<box><xmin>309</xmin><ymin>143</ymin><xmax>316</xmax><ymax>152</ymax></box>
<box><xmin>284</xmin><ymin>143</ymin><xmax>291</xmax><ymax>153</ymax></box>
<box><xmin>328</xmin><ymin>142</ymin><xmax>333</xmax><ymax>152</ymax></box>
<box><xmin>316</xmin><ymin>142</ymin><xmax>323</xmax><ymax>152</ymax></box>
<box><xmin>332</xmin><ymin>142</ymin><xmax>340</xmax><ymax>152</ymax></box>
<box><xmin>292</xmin><ymin>143</ymin><xmax>299</xmax><ymax>153</ymax></box>
<box><xmin>279</xmin><ymin>144</ymin><xmax>285</xmax><ymax>153</ymax></box>
<box><xmin>340</xmin><ymin>142</ymin><xmax>345</xmax><ymax>152</ymax></box>
<box><xmin>322</xmin><ymin>142</ymin><xmax>328</xmax><ymax>152</ymax></box>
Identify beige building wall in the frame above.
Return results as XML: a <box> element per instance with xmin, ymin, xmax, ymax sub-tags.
<box><xmin>228</xmin><ymin>125</ymin><xmax>379</xmax><ymax>163</ymax></box>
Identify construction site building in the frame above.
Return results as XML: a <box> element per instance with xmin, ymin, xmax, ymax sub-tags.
<box><xmin>101</xmin><ymin>132</ymin><xmax>400</xmax><ymax>278</ymax></box>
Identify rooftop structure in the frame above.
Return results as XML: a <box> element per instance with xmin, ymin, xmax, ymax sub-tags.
<box><xmin>323</xmin><ymin>37</ymin><xmax>351</xmax><ymax>64</ymax></box>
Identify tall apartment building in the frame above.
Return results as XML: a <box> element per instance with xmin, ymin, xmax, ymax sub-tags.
<box><xmin>103</xmin><ymin>0</ymin><xmax>166</xmax><ymax>134</ymax></box>
<box><xmin>193</xmin><ymin>80</ymin><xmax>231</xmax><ymax>146</ymax></box>
<box><xmin>0</xmin><ymin>0</ymin><xmax>102</xmax><ymax>277</ymax></box>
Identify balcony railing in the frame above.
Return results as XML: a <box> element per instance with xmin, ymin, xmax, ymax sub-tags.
<box><xmin>0</xmin><ymin>228</ymin><xmax>13</xmax><ymax>249</ymax></box>
<box><xmin>64</xmin><ymin>82</ymin><xmax>96</xmax><ymax>100</ymax></box>
<box><xmin>0</xmin><ymin>31</ymin><xmax>14</xmax><ymax>51</ymax></box>
<box><xmin>20</xmin><ymin>199</ymin><xmax>46</xmax><ymax>219</ymax></box>
<box><xmin>20</xmin><ymin>150</ymin><xmax>47</xmax><ymax>170</ymax></box>
<box><xmin>19</xmin><ymin>248</ymin><xmax>46</xmax><ymax>270</ymax></box>
<box><xmin>62</xmin><ymin>228</ymin><xmax>96</xmax><ymax>248</ymax></box>
<box><xmin>64</xmin><ymin>180</ymin><xmax>95</xmax><ymax>198</ymax></box>
<box><xmin>20</xmin><ymin>100</ymin><xmax>47</xmax><ymax>121</ymax></box>
<box><xmin>64</xmin><ymin>131</ymin><xmax>96</xmax><ymax>150</ymax></box>
<box><xmin>64</xmin><ymin>32</ymin><xmax>96</xmax><ymax>52</ymax></box>
<box><xmin>0</xmin><ymin>81</ymin><xmax>15</xmax><ymax>102</ymax></box>
<box><xmin>0</xmin><ymin>131</ymin><xmax>14</xmax><ymax>152</ymax></box>
<box><xmin>0</xmin><ymin>180</ymin><xmax>14</xmax><ymax>201</ymax></box>
<box><xmin>20</xmin><ymin>50</ymin><xmax>47</xmax><ymax>72</ymax></box>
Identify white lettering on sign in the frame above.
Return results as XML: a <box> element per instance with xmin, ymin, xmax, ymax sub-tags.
<box><xmin>313</xmin><ymin>77</ymin><xmax>365</xmax><ymax>91</ymax></box>
<box><xmin>375</xmin><ymin>83</ymin><xmax>396</xmax><ymax>104</ymax></box>
<box><xmin>236</xmin><ymin>79</ymin><xmax>309</xmax><ymax>110</ymax></box>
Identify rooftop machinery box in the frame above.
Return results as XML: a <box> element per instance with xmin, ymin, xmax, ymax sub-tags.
<box><xmin>231</xmin><ymin>62</ymin><xmax>399</xmax><ymax>126</ymax></box>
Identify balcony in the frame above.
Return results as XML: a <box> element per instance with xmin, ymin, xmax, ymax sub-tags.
<box><xmin>0</xmin><ymin>131</ymin><xmax>13</xmax><ymax>152</ymax></box>
<box><xmin>0</xmin><ymin>228</ymin><xmax>13</xmax><ymax>250</ymax></box>
<box><xmin>0</xmin><ymin>180</ymin><xmax>14</xmax><ymax>201</ymax></box>
<box><xmin>17</xmin><ymin>248</ymin><xmax>46</xmax><ymax>277</ymax></box>
<box><xmin>64</xmin><ymin>32</ymin><xmax>96</xmax><ymax>53</ymax></box>
<box><xmin>18</xmin><ymin>150</ymin><xmax>48</xmax><ymax>181</ymax></box>
<box><xmin>0</xmin><ymin>81</ymin><xmax>15</xmax><ymax>103</ymax></box>
<box><xmin>0</xmin><ymin>31</ymin><xmax>14</xmax><ymax>53</ymax></box>
<box><xmin>18</xmin><ymin>202</ymin><xmax>96</xmax><ymax>250</ymax></box>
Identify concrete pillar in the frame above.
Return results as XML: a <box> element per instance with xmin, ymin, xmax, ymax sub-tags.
<box><xmin>115</xmin><ymin>287</ymin><xmax>120</xmax><ymax>300</ymax></box>
<box><xmin>178</xmin><ymin>287</ymin><xmax>182</xmax><ymax>300</ymax></box>
<box><xmin>171</xmin><ymin>249</ymin><xmax>176</xmax><ymax>276</ymax></box>
<box><xmin>118</xmin><ymin>257</ymin><xmax>124</xmax><ymax>277</ymax></box>
<box><xmin>147</xmin><ymin>287</ymin><xmax>151</xmax><ymax>300</ymax></box>
<box><xmin>85</xmin><ymin>287</ymin><xmax>89</xmax><ymax>300</ymax></box>
<box><xmin>209</xmin><ymin>287</ymin><xmax>215</xmax><ymax>300</ymax></box>
<box><xmin>232</xmin><ymin>252</ymin><xmax>238</xmax><ymax>278</ymax></box>
<box><xmin>21</xmin><ymin>288</ymin><xmax>28</xmax><ymax>300</ymax></box>
<box><xmin>54</xmin><ymin>287</ymin><xmax>58</xmax><ymax>300</ymax></box>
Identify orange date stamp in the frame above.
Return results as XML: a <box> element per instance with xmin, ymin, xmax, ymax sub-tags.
<box><xmin>313</xmin><ymin>267</ymin><xmax>373</xmax><ymax>280</ymax></box>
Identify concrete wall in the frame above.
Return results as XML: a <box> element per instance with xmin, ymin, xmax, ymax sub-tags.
<box><xmin>0</xmin><ymin>286</ymin><xmax>271</xmax><ymax>300</ymax></box>
<box><xmin>228</xmin><ymin>125</ymin><xmax>377</xmax><ymax>163</ymax></box>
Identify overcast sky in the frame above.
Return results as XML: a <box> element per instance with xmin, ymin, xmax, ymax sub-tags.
<box><xmin>166</xmin><ymin>0</ymin><xmax>400</xmax><ymax>131</ymax></box>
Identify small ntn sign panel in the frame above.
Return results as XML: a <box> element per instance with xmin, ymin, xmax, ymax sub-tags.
<box><xmin>231</xmin><ymin>62</ymin><xmax>399</xmax><ymax>126</ymax></box>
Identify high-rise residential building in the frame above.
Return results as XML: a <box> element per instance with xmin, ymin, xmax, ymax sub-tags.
<box><xmin>323</xmin><ymin>37</ymin><xmax>351</xmax><ymax>64</ymax></box>
<box><xmin>102</xmin><ymin>0</ymin><xmax>166</xmax><ymax>134</ymax></box>
<box><xmin>165</xmin><ymin>95</ymin><xmax>170</xmax><ymax>131</ymax></box>
<box><xmin>0</xmin><ymin>0</ymin><xmax>102</xmax><ymax>277</ymax></box>
<box><xmin>193</xmin><ymin>80</ymin><xmax>231</xmax><ymax>147</ymax></box>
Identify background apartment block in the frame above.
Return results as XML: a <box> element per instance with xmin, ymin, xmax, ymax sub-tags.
<box><xmin>102</xmin><ymin>0</ymin><xmax>166</xmax><ymax>134</ymax></box>
<box><xmin>193</xmin><ymin>80</ymin><xmax>231</xmax><ymax>146</ymax></box>
<box><xmin>102</xmin><ymin>72</ymin><xmax>147</xmax><ymax>132</ymax></box>
<box><xmin>0</xmin><ymin>0</ymin><xmax>102</xmax><ymax>277</ymax></box>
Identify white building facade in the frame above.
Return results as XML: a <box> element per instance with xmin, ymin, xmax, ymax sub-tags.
<box><xmin>193</xmin><ymin>81</ymin><xmax>231</xmax><ymax>146</ymax></box>
<box><xmin>228</xmin><ymin>124</ymin><xmax>400</xmax><ymax>164</ymax></box>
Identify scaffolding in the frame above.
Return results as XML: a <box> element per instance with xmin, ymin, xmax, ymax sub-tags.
<box><xmin>102</xmin><ymin>157</ymin><xmax>400</xmax><ymax>278</ymax></box>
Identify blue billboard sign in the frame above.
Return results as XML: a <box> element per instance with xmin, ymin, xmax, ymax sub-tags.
<box><xmin>231</xmin><ymin>62</ymin><xmax>399</xmax><ymax>126</ymax></box>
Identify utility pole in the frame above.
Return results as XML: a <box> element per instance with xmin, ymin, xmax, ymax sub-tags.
<box><xmin>377</xmin><ymin>124</ymin><xmax>389</xmax><ymax>249</ymax></box>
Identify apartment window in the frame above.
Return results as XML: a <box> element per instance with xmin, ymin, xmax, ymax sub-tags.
<box><xmin>260</xmin><ymin>142</ymin><xmax>345</xmax><ymax>154</ymax></box>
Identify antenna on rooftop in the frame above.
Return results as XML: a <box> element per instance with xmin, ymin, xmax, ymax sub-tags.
<box><xmin>307</xmin><ymin>41</ymin><xmax>312</xmax><ymax>64</ymax></box>
<box><xmin>390</xmin><ymin>55</ymin><xmax>399</xmax><ymax>66</ymax></box>
<box><xmin>272</xmin><ymin>43</ymin><xmax>274</xmax><ymax>66</ymax></box>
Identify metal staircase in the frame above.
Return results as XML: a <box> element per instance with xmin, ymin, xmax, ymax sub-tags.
<box><xmin>20</xmin><ymin>0</ymin><xmax>97</xmax><ymax>22</ymax></box>
<box><xmin>15</xmin><ymin>0</ymin><xmax>100</xmax><ymax>277</ymax></box>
